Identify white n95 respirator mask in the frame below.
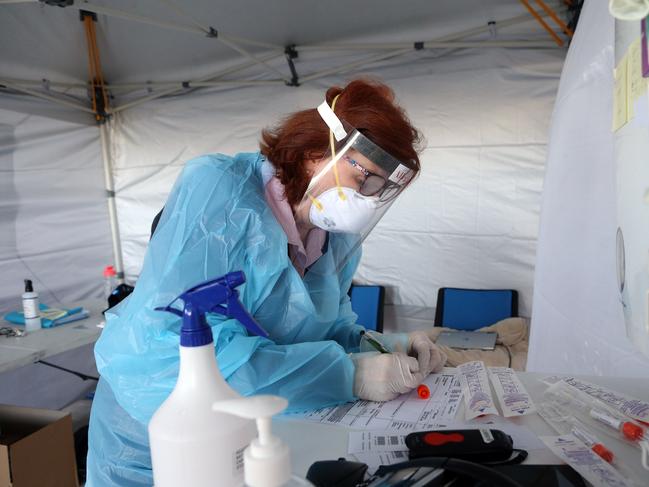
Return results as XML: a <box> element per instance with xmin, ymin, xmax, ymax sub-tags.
<box><xmin>309</xmin><ymin>186</ymin><xmax>380</xmax><ymax>234</ymax></box>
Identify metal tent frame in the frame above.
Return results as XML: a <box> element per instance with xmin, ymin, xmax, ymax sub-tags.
<box><xmin>0</xmin><ymin>0</ymin><xmax>574</xmax><ymax>281</ymax></box>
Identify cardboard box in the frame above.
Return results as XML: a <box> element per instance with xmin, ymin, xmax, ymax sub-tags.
<box><xmin>0</xmin><ymin>404</ymin><xmax>78</xmax><ymax>487</ymax></box>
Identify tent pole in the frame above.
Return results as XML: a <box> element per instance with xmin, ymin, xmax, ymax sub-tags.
<box><xmin>75</xmin><ymin>2</ymin><xmax>203</xmax><ymax>35</ymax></box>
<box><xmin>110</xmin><ymin>50</ymin><xmax>282</xmax><ymax>113</ymax></box>
<box><xmin>299</xmin><ymin>8</ymin><xmax>565</xmax><ymax>83</ymax></box>
<box><xmin>81</xmin><ymin>9</ymin><xmax>124</xmax><ymax>279</ymax></box>
<box><xmin>0</xmin><ymin>77</ymin><xmax>87</xmax><ymax>90</ymax></box>
<box><xmin>299</xmin><ymin>40</ymin><xmax>559</xmax><ymax>51</ymax></box>
<box><xmin>518</xmin><ymin>0</ymin><xmax>564</xmax><ymax>46</ymax></box>
<box><xmin>215</xmin><ymin>35</ymin><xmax>289</xmax><ymax>82</ymax></box>
<box><xmin>73</xmin><ymin>2</ymin><xmax>281</xmax><ymax>50</ymax></box>
<box><xmin>0</xmin><ymin>79</ymin><xmax>95</xmax><ymax>113</ymax></box>
<box><xmin>300</xmin><ymin>48</ymin><xmax>413</xmax><ymax>83</ymax></box>
<box><xmin>297</xmin><ymin>10</ymin><xmax>560</xmax><ymax>52</ymax></box>
<box><xmin>99</xmin><ymin>122</ymin><xmax>125</xmax><ymax>283</ymax></box>
<box><xmin>107</xmin><ymin>79</ymin><xmax>285</xmax><ymax>92</ymax></box>
<box><xmin>154</xmin><ymin>0</ymin><xmax>289</xmax><ymax>82</ymax></box>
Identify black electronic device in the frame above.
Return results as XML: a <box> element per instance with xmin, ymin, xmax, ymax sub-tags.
<box><xmin>405</xmin><ymin>429</ymin><xmax>515</xmax><ymax>463</ymax></box>
<box><xmin>306</xmin><ymin>458</ymin><xmax>368</xmax><ymax>487</ymax></box>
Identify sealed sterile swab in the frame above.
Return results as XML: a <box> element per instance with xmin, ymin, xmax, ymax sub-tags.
<box><xmin>488</xmin><ymin>367</ymin><xmax>536</xmax><ymax>417</ymax></box>
<box><xmin>545</xmin><ymin>376</ymin><xmax>649</xmax><ymax>424</ymax></box>
<box><xmin>538</xmin><ymin>402</ymin><xmax>615</xmax><ymax>463</ymax></box>
<box><xmin>543</xmin><ymin>381</ymin><xmax>647</xmax><ymax>446</ymax></box>
<box><xmin>457</xmin><ymin>361</ymin><xmax>499</xmax><ymax>420</ymax></box>
<box><xmin>540</xmin><ymin>435</ymin><xmax>631</xmax><ymax>487</ymax></box>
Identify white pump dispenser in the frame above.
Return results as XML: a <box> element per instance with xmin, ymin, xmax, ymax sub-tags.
<box><xmin>148</xmin><ymin>271</ymin><xmax>269</xmax><ymax>487</ymax></box>
<box><xmin>213</xmin><ymin>395</ymin><xmax>313</xmax><ymax>487</ymax></box>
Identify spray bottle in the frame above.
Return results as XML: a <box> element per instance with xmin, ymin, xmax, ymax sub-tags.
<box><xmin>148</xmin><ymin>271</ymin><xmax>269</xmax><ymax>487</ymax></box>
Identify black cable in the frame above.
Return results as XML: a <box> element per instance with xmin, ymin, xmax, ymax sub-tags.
<box><xmin>503</xmin><ymin>343</ymin><xmax>513</xmax><ymax>368</ymax></box>
<box><xmin>375</xmin><ymin>457</ymin><xmax>525</xmax><ymax>487</ymax></box>
<box><xmin>484</xmin><ymin>449</ymin><xmax>528</xmax><ymax>466</ymax></box>
<box><xmin>37</xmin><ymin>360</ymin><xmax>99</xmax><ymax>381</ymax></box>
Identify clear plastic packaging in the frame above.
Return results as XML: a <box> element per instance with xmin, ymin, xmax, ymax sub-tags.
<box><xmin>539</xmin><ymin>380</ymin><xmax>649</xmax><ymax>485</ymax></box>
<box><xmin>542</xmin><ymin>381</ymin><xmax>647</xmax><ymax>446</ymax></box>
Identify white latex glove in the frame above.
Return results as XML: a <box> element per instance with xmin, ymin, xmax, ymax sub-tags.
<box><xmin>406</xmin><ymin>331</ymin><xmax>447</xmax><ymax>377</ymax></box>
<box><xmin>361</xmin><ymin>331</ymin><xmax>447</xmax><ymax>377</ymax></box>
<box><xmin>350</xmin><ymin>352</ymin><xmax>424</xmax><ymax>402</ymax></box>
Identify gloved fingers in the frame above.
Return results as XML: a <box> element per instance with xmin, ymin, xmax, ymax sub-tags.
<box><xmin>430</xmin><ymin>347</ymin><xmax>448</xmax><ymax>373</ymax></box>
<box><xmin>394</xmin><ymin>353</ymin><xmax>423</xmax><ymax>389</ymax></box>
<box><xmin>363</xmin><ymin>389</ymin><xmax>401</xmax><ymax>402</ymax></box>
<box><xmin>408</xmin><ymin>331</ymin><xmax>438</xmax><ymax>376</ymax></box>
<box><xmin>425</xmin><ymin>327</ymin><xmax>443</xmax><ymax>343</ymax></box>
<box><xmin>411</xmin><ymin>341</ymin><xmax>431</xmax><ymax>377</ymax></box>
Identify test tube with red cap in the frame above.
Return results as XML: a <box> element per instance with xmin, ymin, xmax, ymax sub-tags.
<box><xmin>590</xmin><ymin>409</ymin><xmax>645</xmax><ymax>442</ymax></box>
<box><xmin>571</xmin><ymin>425</ymin><xmax>615</xmax><ymax>463</ymax></box>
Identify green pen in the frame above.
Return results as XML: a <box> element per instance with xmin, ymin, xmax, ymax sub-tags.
<box><xmin>360</xmin><ymin>330</ymin><xmax>390</xmax><ymax>354</ymax></box>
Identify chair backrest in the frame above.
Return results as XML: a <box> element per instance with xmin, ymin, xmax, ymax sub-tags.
<box><xmin>434</xmin><ymin>288</ymin><xmax>518</xmax><ymax>330</ymax></box>
<box><xmin>349</xmin><ymin>284</ymin><xmax>385</xmax><ymax>333</ymax></box>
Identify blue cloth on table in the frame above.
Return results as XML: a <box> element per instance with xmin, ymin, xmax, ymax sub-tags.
<box><xmin>3</xmin><ymin>304</ymin><xmax>87</xmax><ymax>328</ymax></box>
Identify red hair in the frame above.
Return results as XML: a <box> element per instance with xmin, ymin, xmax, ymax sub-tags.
<box><xmin>260</xmin><ymin>78</ymin><xmax>423</xmax><ymax>207</ymax></box>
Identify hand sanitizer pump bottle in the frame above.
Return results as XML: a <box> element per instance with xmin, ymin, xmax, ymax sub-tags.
<box><xmin>148</xmin><ymin>271</ymin><xmax>269</xmax><ymax>487</ymax></box>
<box><xmin>213</xmin><ymin>395</ymin><xmax>314</xmax><ymax>487</ymax></box>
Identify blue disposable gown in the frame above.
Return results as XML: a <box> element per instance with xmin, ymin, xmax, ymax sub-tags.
<box><xmin>86</xmin><ymin>152</ymin><xmax>364</xmax><ymax>486</ymax></box>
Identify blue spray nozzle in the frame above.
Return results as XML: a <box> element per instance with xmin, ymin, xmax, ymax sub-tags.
<box><xmin>155</xmin><ymin>271</ymin><xmax>268</xmax><ymax>347</ymax></box>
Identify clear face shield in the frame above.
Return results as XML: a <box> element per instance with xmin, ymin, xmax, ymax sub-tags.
<box><xmin>294</xmin><ymin>98</ymin><xmax>416</xmax><ymax>272</ymax></box>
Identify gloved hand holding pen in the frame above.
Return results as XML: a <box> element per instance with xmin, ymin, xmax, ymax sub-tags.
<box><xmin>360</xmin><ymin>330</ymin><xmax>447</xmax><ymax>377</ymax></box>
<box><xmin>350</xmin><ymin>351</ymin><xmax>424</xmax><ymax>402</ymax></box>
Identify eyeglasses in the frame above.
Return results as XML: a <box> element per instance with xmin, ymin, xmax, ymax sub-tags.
<box><xmin>342</xmin><ymin>155</ymin><xmax>399</xmax><ymax>199</ymax></box>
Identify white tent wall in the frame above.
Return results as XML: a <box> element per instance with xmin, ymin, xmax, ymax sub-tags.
<box><xmin>0</xmin><ymin>96</ymin><xmax>108</xmax><ymax>410</ymax></box>
<box><xmin>111</xmin><ymin>45</ymin><xmax>565</xmax><ymax>317</ymax></box>
<box><xmin>527</xmin><ymin>0</ymin><xmax>649</xmax><ymax>376</ymax></box>
<box><xmin>0</xmin><ymin>94</ymin><xmax>113</xmax><ymax>313</ymax></box>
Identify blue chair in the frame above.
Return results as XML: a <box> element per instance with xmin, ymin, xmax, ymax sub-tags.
<box><xmin>349</xmin><ymin>284</ymin><xmax>385</xmax><ymax>333</ymax></box>
<box><xmin>434</xmin><ymin>288</ymin><xmax>518</xmax><ymax>330</ymax></box>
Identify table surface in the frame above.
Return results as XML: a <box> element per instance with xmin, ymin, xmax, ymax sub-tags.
<box><xmin>0</xmin><ymin>299</ymin><xmax>105</xmax><ymax>374</ymax></box>
<box><xmin>275</xmin><ymin>371</ymin><xmax>649</xmax><ymax>481</ymax></box>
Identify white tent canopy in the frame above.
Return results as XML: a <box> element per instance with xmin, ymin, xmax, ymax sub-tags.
<box><xmin>5</xmin><ymin>0</ymin><xmax>646</xmax><ymax>389</ymax></box>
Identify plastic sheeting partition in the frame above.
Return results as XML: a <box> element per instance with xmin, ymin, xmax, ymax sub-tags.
<box><xmin>527</xmin><ymin>0</ymin><xmax>649</xmax><ymax>376</ymax></box>
<box><xmin>111</xmin><ymin>46</ymin><xmax>564</xmax><ymax>317</ymax></box>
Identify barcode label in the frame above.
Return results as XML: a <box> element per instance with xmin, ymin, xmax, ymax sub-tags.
<box><xmin>390</xmin><ymin>436</ymin><xmax>399</xmax><ymax>445</ymax></box>
<box><xmin>233</xmin><ymin>445</ymin><xmax>246</xmax><ymax>475</ymax></box>
<box><xmin>393</xmin><ymin>451</ymin><xmax>406</xmax><ymax>458</ymax></box>
<box><xmin>376</xmin><ymin>436</ymin><xmax>385</xmax><ymax>445</ymax></box>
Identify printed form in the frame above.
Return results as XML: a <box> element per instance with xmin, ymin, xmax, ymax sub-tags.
<box><xmin>290</xmin><ymin>370</ymin><xmax>462</xmax><ymax>430</ymax></box>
